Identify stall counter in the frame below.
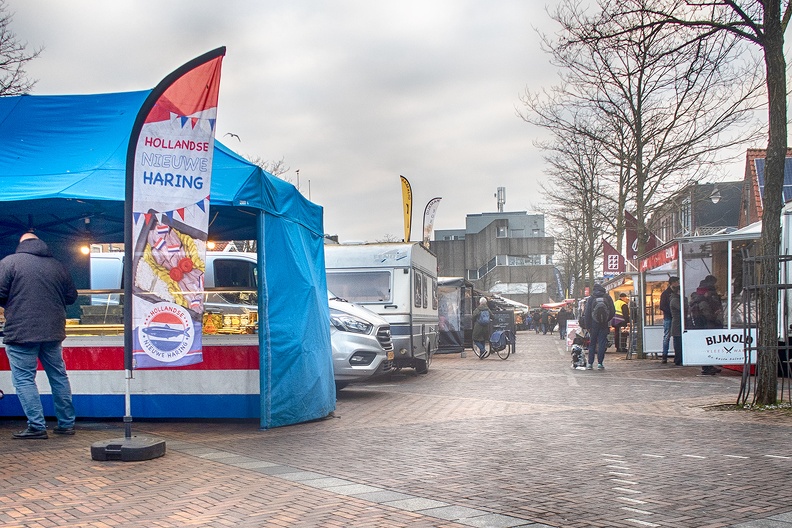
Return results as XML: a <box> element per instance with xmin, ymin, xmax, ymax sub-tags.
<box><xmin>0</xmin><ymin>334</ymin><xmax>261</xmax><ymax>419</ymax></box>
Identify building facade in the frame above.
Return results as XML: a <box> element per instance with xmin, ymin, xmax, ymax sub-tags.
<box><xmin>648</xmin><ymin>181</ymin><xmax>743</xmax><ymax>242</ymax></box>
<box><xmin>432</xmin><ymin>211</ymin><xmax>557</xmax><ymax>307</ymax></box>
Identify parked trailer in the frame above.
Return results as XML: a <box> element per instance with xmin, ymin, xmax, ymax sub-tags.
<box><xmin>325</xmin><ymin>243</ymin><xmax>439</xmax><ymax>373</ymax></box>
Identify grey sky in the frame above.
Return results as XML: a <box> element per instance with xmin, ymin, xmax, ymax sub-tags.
<box><xmin>7</xmin><ymin>1</ymin><xmax>748</xmax><ymax>242</ymax></box>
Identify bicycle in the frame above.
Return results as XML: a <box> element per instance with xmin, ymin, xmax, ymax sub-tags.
<box><xmin>489</xmin><ymin>330</ymin><xmax>512</xmax><ymax>360</ymax></box>
<box><xmin>473</xmin><ymin>330</ymin><xmax>512</xmax><ymax>360</ymax></box>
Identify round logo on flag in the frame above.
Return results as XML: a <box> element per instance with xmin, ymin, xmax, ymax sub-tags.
<box><xmin>139</xmin><ymin>302</ymin><xmax>195</xmax><ymax>362</ymax></box>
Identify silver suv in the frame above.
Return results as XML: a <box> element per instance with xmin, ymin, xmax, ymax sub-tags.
<box><xmin>329</xmin><ymin>292</ymin><xmax>393</xmax><ymax>390</ymax></box>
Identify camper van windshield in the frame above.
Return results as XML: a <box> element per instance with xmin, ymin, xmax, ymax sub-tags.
<box><xmin>326</xmin><ymin>271</ymin><xmax>391</xmax><ymax>303</ymax></box>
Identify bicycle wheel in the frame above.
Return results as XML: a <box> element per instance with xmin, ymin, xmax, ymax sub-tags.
<box><xmin>496</xmin><ymin>346</ymin><xmax>510</xmax><ymax>360</ymax></box>
<box><xmin>473</xmin><ymin>345</ymin><xmax>482</xmax><ymax>358</ymax></box>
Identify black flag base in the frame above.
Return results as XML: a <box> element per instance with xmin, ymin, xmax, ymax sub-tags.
<box><xmin>90</xmin><ymin>437</ymin><xmax>166</xmax><ymax>462</ymax></box>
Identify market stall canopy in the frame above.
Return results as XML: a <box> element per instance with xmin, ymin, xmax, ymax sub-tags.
<box><xmin>540</xmin><ymin>301</ymin><xmax>574</xmax><ymax>309</ymax></box>
<box><xmin>0</xmin><ymin>90</ymin><xmax>322</xmax><ymax>249</ymax></box>
<box><xmin>0</xmin><ymin>90</ymin><xmax>334</xmax><ymax>429</ymax></box>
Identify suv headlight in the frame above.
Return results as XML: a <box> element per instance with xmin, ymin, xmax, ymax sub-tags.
<box><xmin>330</xmin><ymin>309</ymin><xmax>373</xmax><ymax>334</ymax></box>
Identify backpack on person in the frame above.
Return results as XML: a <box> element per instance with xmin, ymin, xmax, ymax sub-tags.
<box><xmin>478</xmin><ymin>309</ymin><xmax>491</xmax><ymax>325</ymax></box>
<box><xmin>591</xmin><ymin>296</ymin><xmax>609</xmax><ymax>325</ymax></box>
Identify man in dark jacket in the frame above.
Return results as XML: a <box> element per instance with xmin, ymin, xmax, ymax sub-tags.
<box><xmin>556</xmin><ymin>306</ymin><xmax>570</xmax><ymax>341</ymax></box>
<box><xmin>658</xmin><ymin>276</ymin><xmax>679</xmax><ymax>363</ymax></box>
<box><xmin>583</xmin><ymin>284</ymin><xmax>615</xmax><ymax>370</ymax></box>
<box><xmin>0</xmin><ymin>233</ymin><xmax>78</xmax><ymax>439</ymax></box>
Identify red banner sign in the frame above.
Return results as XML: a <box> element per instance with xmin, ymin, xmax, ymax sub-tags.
<box><xmin>640</xmin><ymin>242</ymin><xmax>678</xmax><ymax>272</ymax></box>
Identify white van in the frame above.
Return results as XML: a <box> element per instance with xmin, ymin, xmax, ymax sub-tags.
<box><xmin>89</xmin><ymin>252</ymin><xmax>393</xmax><ymax>389</ymax></box>
<box><xmin>324</xmin><ymin>242</ymin><xmax>439</xmax><ymax>373</ymax></box>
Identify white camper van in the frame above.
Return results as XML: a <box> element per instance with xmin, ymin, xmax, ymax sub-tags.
<box><xmin>324</xmin><ymin>242</ymin><xmax>439</xmax><ymax>373</ymax></box>
<box><xmin>89</xmin><ymin>252</ymin><xmax>393</xmax><ymax>389</ymax></box>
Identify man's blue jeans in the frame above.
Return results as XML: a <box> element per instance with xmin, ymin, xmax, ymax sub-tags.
<box><xmin>6</xmin><ymin>341</ymin><xmax>75</xmax><ymax>431</ymax></box>
<box><xmin>662</xmin><ymin>318</ymin><xmax>672</xmax><ymax>360</ymax></box>
<box><xmin>588</xmin><ymin>325</ymin><xmax>609</xmax><ymax>366</ymax></box>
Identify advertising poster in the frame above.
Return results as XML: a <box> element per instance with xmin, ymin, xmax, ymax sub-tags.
<box><xmin>129</xmin><ymin>49</ymin><xmax>225</xmax><ymax>368</ymax></box>
<box><xmin>422</xmin><ymin>196</ymin><xmax>442</xmax><ymax>247</ymax></box>
<box><xmin>566</xmin><ymin>320</ymin><xmax>580</xmax><ymax>348</ymax></box>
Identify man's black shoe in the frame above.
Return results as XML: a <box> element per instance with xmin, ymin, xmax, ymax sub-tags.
<box><xmin>53</xmin><ymin>426</ymin><xmax>75</xmax><ymax>435</ymax></box>
<box><xmin>12</xmin><ymin>427</ymin><xmax>48</xmax><ymax>439</ymax></box>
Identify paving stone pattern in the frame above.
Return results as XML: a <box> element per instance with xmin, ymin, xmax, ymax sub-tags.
<box><xmin>1</xmin><ymin>331</ymin><xmax>791</xmax><ymax>527</ymax></box>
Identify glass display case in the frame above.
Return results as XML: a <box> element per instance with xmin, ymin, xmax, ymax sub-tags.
<box><xmin>63</xmin><ymin>289</ymin><xmax>259</xmax><ymax>337</ymax></box>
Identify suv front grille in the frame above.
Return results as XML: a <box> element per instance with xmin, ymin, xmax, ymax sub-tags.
<box><xmin>377</xmin><ymin>326</ymin><xmax>393</xmax><ymax>351</ymax></box>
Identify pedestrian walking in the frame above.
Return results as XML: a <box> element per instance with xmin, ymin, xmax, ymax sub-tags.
<box><xmin>0</xmin><ymin>232</ymin><xmax>78</xmax><ymax>439</ymax></box>
<box><xmin>556</xmin><ymin>306</ymin><xmax>570</xmax><ymax>340</ymax></box>
<box><xmin>583</xmin><ymin>284</ymin><xmax>615</xmax><ymax>370</ymax></box>
<box><xmin>472</xmin><ymin>297</ymin><xmax>491</xmax><ymax>359</ymax></box>
<box><xmin>540</xmin><ymin>308</ymin><xmax>549</xmax><ymax>335</ymax></box>
<box><xmin>659</xmin><ymin>276</ymin><xmax>679</xmax><ymax>363</ymax></box>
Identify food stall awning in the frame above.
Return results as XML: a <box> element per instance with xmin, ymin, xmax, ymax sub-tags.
<box><xmin>0</xmin><ymin>90</ymin><xmax>334</xmax><ymax>429</ymax></box>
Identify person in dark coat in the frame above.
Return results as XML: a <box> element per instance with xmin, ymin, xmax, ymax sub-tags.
<box><xmin>669</xmin><ymin>280</ymin><xmax>684</xmax><ymax>366</ymax></box>
<box><xmin>472</xmin><ymin>297</ymin><xmax>491</xmax><ymax>359</ymax></box>
<box><xmin>556</xmin><ymin>306</ymin><xmax>570</xmax><ymax>340</ymax></box>
<box><xmin>694</xmin><ymin>275</ymin><xmax>724</xmax><ymax>375</ymax></box>
<box><xmin>658</xmin><ymin>276</ymin><xmax>679</xmax><ymax>363</ymax></box>
<box><xmin>532</xmin><ymin>310</ymin><xmax>541</xmax><ymax>334</ymax></box>
<box><xmin>0</xmin><ymin>233</ymin><xmax>78</xmax><ymax>439</ymax></box>
<box><xmin>583</xmin><ymin>284</ymin><xmax>615</xmax><ymax>370</ymax></box>
<box><xmin>540</xmin><ymin>308</ymin><xmax>549</xmax><ymax>335</ymax></box>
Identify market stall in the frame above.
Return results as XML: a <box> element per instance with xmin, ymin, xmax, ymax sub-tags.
<box><xmin>0</xmin><ymin>90</ymin><xmax>335</xmax><ymax>428</ymax></box>
<box><xmin>603</xmin><ymin>273</ymin><xmax>638</xmax><ymax>356</ymax></box>
<box><xmin>638</xmin><ymin>225</ymin><xmax>760</xmax><ymax>364</ymax></box>
<box><xmin>437</xmin><ymin>277</ymin><xmax>474</xmax><ymax>353</ymax></box>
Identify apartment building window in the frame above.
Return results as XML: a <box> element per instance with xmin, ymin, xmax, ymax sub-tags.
<box><xmin>496</xmin><ymin>225</ymin><xmax>508</xmax><ymax>238</ymax></box>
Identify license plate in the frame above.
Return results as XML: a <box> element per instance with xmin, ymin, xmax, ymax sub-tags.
<box><xmin>387</xmin><ymin>351</ymin><xmax>394</xmax><ymax>360</ymax></box>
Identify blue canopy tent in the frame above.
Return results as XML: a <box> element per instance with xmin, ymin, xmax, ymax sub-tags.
<box><xmin>0</xmin><ymin>91</ymin><xmax>335</xmax><ymax>429</ymax></box>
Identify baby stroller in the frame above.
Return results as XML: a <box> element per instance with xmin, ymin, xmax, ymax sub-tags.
<box><xmin>571</xmin><ymin>334</ymin><xmax>587</xmax><ymax>369</ymax></box>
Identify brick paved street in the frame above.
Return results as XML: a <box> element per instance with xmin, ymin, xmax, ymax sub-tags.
<box><xmin>1</xmin><ymin>330</ymin><xmax>791</xmax><ymax>527</ymax></box>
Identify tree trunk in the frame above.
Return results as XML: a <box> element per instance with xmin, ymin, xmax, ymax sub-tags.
<box><xmin>755</xmin><ymin>3</ymin><xmax>786</xmax><ymax>404</ymax></box>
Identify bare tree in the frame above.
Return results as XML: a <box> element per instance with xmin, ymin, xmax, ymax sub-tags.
<box><xmin>0</xmin><ymin>1</ymin><xmax>41</xmax><ymax>96</ymax></box>
<box><xmin>376</xmin><ymin>233</ymin><xmax>401</xmax><ymax>243</ymax></box>
<box><xmin>536</xmin><ymin>124</ymin><xmax>612</xmax><ymax>293</ymax></box>
<box><xmin>524</xmin><ymin>0</ymin><xmax>763</xmax><ymax>262</ymax></box>
<box><xmin>521</xmin><ymin>265</ymin><xmax>548</xmax><ymax>307</ymax></box>
<box><xmin>247</xmin><ymin>156</ymin><xmax>292</xmax><ymax>182</ymax></box>
<box><xmin>563</xmin><ymin>0</ymin><xmax>788</xmax><ymax>405</ymax></box>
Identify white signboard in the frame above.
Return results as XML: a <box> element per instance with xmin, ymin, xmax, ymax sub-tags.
<box><xmin>566</xmin><ymin>320</ymin><xmax>580</xmax><ymax>348</ymax></box>
<box><xmin>681</xmin><ymin>328</ymin><xmax>757</xmax><ymax>365</ymax></box>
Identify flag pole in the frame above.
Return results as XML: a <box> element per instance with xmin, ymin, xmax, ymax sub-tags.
<box><xmin>91</xmin><ymin>46</ymin><xmax>226</xmax><ymax>461</ymax></box>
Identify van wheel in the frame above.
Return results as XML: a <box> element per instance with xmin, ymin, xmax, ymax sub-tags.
<box><xmin>414</xmin><ymin>359</ymin><xmax>428</xmax><ymax>374</ymax></box>
<box><xmin>415</xmin><ymin>351</ymin><xmax>430</xmax><ymax>375</ymax></box>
